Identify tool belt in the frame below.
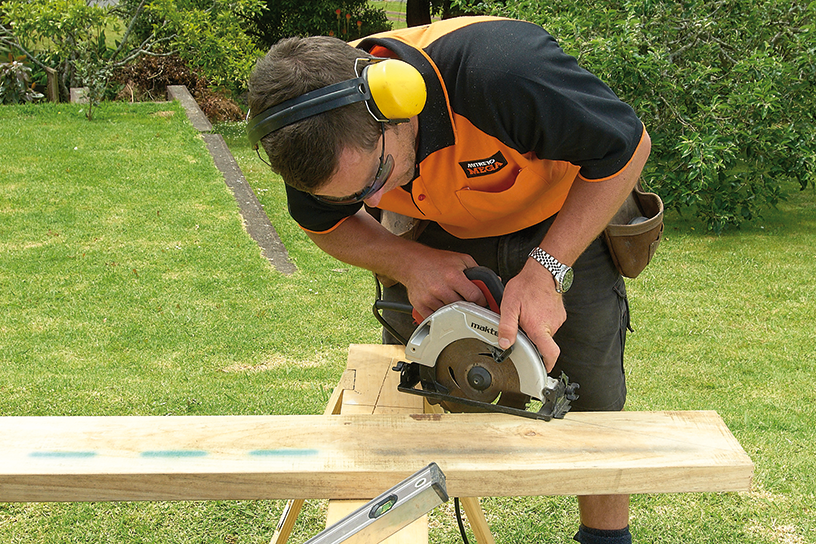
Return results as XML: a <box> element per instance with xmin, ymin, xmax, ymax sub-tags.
<box><xmin>602</xmin><ymin>180</ymin><xmax>664</xmax><ymax>278</ymax></box>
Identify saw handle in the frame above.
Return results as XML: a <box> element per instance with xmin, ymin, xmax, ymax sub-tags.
<box><xmin>373</xmin><ymin>267</ymin><xmax>505</xmax><ymax>345</ymax></box>
<box><xmin>464</xmin><ymin>266</ymin><xmax>503</xmax><ymax>313</ymax></box>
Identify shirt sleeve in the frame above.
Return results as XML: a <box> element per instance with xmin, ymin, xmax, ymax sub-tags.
<box><xmin>427</xmin><ymin>19</ymin><xmax>644</xmax><ymax>180</ymax></box>
<box><xmin>285</xmin><ymin>184</ymin><xmax>363</xmax><ymax>234</ymax></box>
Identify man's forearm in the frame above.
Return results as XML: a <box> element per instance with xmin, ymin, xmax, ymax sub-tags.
<box><xmin>304</xmin><ymin>209</ymin><xmax>415</xmax><ymax>279</ymax></box>
<box><xmin>540</xmin><ymin>128</ymin><xmax>652</xmax><ymax>266</ymax></box>
<box><xmin>304</xmin><ymin>209</ymin><xmax>483</xmax><ymax>317</ymax></box>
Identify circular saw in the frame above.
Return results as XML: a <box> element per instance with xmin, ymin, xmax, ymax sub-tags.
<box><xmin>387</xmin><ymin>267</ymin><xmax>579</xmax><ymax>421</ymax></box>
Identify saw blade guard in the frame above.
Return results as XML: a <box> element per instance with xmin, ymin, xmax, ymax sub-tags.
<box><xmin>403</xmin><ymin>301</ymin><xmax>558</xmax><ymax>402</ymax></box>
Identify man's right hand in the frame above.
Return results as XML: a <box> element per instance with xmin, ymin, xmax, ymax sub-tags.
<box><xmin>397</xmin><ymin>246</ymin><xmax>487</xmax><ymax>319</ymax></box>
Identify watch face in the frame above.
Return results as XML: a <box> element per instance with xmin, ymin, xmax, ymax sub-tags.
<box><xmin>561</xmin><ymin>267</ymin><xmax>574</xmax><ymax>292</ymax></box>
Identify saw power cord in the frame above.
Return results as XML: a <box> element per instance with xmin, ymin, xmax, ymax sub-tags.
<box><xmin>372</xmin><ymin>275</ymin><xmax>412</xmax><ymax>345</ymax></box>
<box><xmin>454</xmin><ymin>497</ymin><xmax>470</xmax><ymax>544</ymax></box>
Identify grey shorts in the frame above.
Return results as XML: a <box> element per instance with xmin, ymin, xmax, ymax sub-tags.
<box><xmin>381</xmin><ymin>217</ymin><xmax>629</xmax><ymax>412</ymax></box>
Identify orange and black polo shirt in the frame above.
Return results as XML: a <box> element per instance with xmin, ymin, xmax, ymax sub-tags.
<box><xmin>286</xmin><ymin>16</ymin><xmax>646</xmax><ymax>239</ymax></box>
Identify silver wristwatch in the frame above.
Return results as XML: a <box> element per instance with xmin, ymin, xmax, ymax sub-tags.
<box><xmin>528</xmin><ymin>247</ymin><xmax>574</xmax><ymax>293</ymax></box>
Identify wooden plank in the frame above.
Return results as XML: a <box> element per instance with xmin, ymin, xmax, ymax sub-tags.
<box><xmin>0</xmin><ymin>409</ymin><xmax>752</xmax><ymax>502</ymax></box>
<box><xmin>324</xmin><ymin>344</ymin><xmax>428</xmax><ymax>544</ymax></box>
<box><xmin>340</xmin><ymin>344</ymin><xmax>421</xmax><ymax>413</ymax></box>
<box><xmin>270</xmin><ymin>369</ymin><xmax>354</xmax><ymax>544</ymax></box>
<box><xmin>0</xmin><ymin>346</ymin><xmax>753</xmax><ymax>504</ymax></box>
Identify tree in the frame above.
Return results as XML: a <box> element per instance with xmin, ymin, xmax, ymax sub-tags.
<box><xmin>241</xmin><ymin>0</ymin><xmax>391</xmax><ymax>50</ymax></box>
<box><xmin>1</xmin><ymin>0</ymin><xmax>174</xmax><ymax>110</ymax></box>
<box><xmin>1</xmin><ymin>0</ymin><xmax>262</xmax><ymax>111</ymax></box>
<box><xmin>138</xmin><ymin>0</ymin><xmax>263</xmax><ymax>95</ymax></box>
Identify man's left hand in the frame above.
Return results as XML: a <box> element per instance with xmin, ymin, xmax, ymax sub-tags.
<box><xmin>497</xmin><ymin>261</ymin><xmax>566</xmax><ymax>371</ymax></box>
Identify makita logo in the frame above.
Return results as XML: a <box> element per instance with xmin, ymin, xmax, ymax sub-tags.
<box><xmin>470</xmin><ymin>321</ymin><xmax>498</xmax><ymax>337</ymax></box>
<box><xmin>459</xmin><ymin>151</ymin><xmax>508</xmax><ymax>178</ymax></box>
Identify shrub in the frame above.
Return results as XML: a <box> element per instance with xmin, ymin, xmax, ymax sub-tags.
<box><xmin>1</xmin><ymin>0</ymin><xmax>120</xmax><ymax>107</ymax></box>
<box><xmin>140</xmin><ymin>0</ymin><xmax>264</xmax><ymax>97</ymax></box>
<box><xmin>112</xmin><ymin>53</ymin><xmax>243</xmax><ymax>122</ymax></box>
<box><xmin>1</xmin><ymin>0</ymin><xmax>262</xmax><ymax>105</ymax></box>
<box><xmin>0</xmin><ymin>52</ymin><xmax>43</xmax><ymax>104</ymax></box>
<box><xmin>454</xmin><ymin>0</ymin><xmax>815</xmax><ymax>232</ymax></box>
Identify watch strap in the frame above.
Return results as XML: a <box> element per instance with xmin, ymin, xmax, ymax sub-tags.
<box><xmin>528</xmin><ymin>247</ymin><xmax>571</xmax><ymax>293</ymax></box>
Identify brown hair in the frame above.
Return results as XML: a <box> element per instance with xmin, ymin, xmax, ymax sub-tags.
<box><xmin>248</xmin><ymin>36</ymin><xmax>381</xmax><ymax>193</ymax></box>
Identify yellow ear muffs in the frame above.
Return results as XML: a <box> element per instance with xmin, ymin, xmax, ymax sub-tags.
<box><xmin>364</xmin><ymin>59</ymin><xmax>427</xmax><ymax>121</ymax></box>
<box><xmin>247</xmin><ymin>57</ymin><xmax>427</xmax><ymax>149</ymax></box>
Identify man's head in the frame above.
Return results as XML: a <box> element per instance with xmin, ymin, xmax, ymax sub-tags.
<box><xmin>248</xmin><ymin>36</ymin><xmax>381</xmax><ymax>193</ymax></box>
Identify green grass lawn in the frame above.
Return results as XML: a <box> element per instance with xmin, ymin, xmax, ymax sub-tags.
<box><xmin>1</xmin><ymin>102</ymin><xmax>815</xmax><ymax>542</ymax></box>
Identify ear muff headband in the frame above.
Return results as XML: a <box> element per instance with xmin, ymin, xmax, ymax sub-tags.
<box><xmin>247</xmin><ymin>58</ymin><xmax>426</xmax><ymax>149</ymax></box>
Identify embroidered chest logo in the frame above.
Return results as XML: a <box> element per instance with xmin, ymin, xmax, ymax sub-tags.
<box><xmin>458</xmin><ymin>151</ymin><xmax>508</xmax><ymax>178</ymax></box>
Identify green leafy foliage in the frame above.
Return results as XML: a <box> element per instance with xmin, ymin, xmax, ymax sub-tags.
<box><xmin>2</xmin><ymin>0</ymin><xmax>110</xmax><ymax>60</ymax></box>
<box><xmin>242</xmin><ymin>0</ymin><xmax>391</xmax><ymax>50</ymax></box>
<box><xmin>2</xmin><ymin>0</ymin><xmax>139</xmax><ymax>107</ymax></box>
<box><xmin>455</xmin><ymin>0</ymin><xmax>815</xmax><ymax>232</ymax></box>
<box><xmin>1</xmin><ymin>0</ymin><xmax>262</xmax><ymax>103</ymax></box>
<box><xmin>0</xmin><ymin>52</ymin><xmax>43</xmax><ymax>104</ymax></box>
<box><xmin>144</xmin><ymin>0</ymin><xmax>264</xmax><ymax>95</ymax></box>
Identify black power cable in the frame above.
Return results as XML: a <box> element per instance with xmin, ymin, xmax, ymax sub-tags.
<box><xmin>454</xmin><ymin>497</ymin><xmax>470</xmax><ymax>544</ymax></box>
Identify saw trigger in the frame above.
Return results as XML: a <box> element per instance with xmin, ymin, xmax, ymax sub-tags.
<box><xmin>463</xmin><ymin>266</ymin><xmax>503</xmax><ymax>313</ymax></box>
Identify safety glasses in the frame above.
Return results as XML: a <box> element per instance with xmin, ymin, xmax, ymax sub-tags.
<box><xmin>314</xmin><ymin>123</ymin><xmax>393</xmax><ymax>205</ymax></box>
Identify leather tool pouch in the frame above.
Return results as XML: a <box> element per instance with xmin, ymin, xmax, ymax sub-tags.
<box><xmin>602</xmin><ymin>181</ymin><xmax>664</xmax><ymax>278</ymax></box>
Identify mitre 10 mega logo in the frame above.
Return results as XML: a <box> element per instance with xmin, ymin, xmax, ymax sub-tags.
<box><xmin>458</xmin><ymin>151</ymin><xmax>508</xmax><ymax>178</ymax></box>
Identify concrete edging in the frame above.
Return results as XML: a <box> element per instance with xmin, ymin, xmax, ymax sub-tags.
<box><xmin>167</xmin><ymin>85</ymin><xmax>296</xmax><ymax>275</ymax></box>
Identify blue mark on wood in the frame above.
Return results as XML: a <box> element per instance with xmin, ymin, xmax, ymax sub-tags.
<box><xmin>28</xmin><ymin>449</ymin><xmax>318</xmax><ymax>459</ymax></box>
<box><xmin>30</xmin><ymin>451</ymin><xmax>97</xmax><ymax>459</ymax></box>
<box><xmin>140</xmin><ymin>450</ymin><xmax>209</xmax><ymax>458</ymax></box>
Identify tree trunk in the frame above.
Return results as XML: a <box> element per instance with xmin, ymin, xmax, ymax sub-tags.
<box><xmin>405</xmin><ymin>0</ymin><xmax>431</xmax><ymax>27</ymax></box>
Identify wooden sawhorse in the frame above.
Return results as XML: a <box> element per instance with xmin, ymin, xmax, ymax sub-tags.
<box><xmin>270</xmin><ymin>344</ymin><xmax>495</xmax><ymax>544</ymax></box>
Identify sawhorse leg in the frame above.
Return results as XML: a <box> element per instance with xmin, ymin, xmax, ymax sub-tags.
<box><xmin>459</xmin><ymin>497</ymin><xmax>496</xmax><ymax>544</ymax></box>
<box><xmin>270</xmin><ymin>498</ymin><xmax>305</xmax><ymax>544</ymax></box>
<box><xmin>269</xmin><ymin>370</ymin><xmax>349</xmax><ymax>544</ymax></box>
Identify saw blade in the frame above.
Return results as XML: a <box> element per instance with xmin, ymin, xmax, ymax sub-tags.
<box><xmin>434</xmin><ymin>338</ymin><xmax>530</xmax><ymax>413</ymax></box>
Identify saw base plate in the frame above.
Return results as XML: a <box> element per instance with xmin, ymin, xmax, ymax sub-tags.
<box><xmin>393</xmin><ymin>360</ymin><xmax>577</xmax><ymax>421</ymax></box>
